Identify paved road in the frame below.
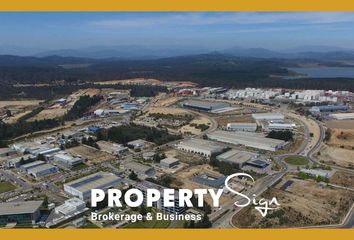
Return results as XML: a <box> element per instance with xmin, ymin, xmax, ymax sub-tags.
<box><xmin>0</xmin><ymin>169</ymin><xmax>32</xmax><ymax>190</ymax></box>
<box><xmin>212</xmin><ymin>111</ymin><xmax>322</xmax><ymax>228</ymax></box>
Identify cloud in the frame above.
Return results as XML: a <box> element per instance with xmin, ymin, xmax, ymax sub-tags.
<box><xmin>89</xmin><ymin>12</ymin><xmax>354</xmax><ymax>28</ymax></box>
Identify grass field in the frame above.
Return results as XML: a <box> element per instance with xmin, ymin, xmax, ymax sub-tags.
<box><xmin>80</xmin><ymin>222</ymin><xmax>100</xmax><ymax>229</ymax></box>
<box><xmin>0</xmin><ymin>181</ymin><xmax>16</xmax><ymax>194</ymax></box>
<box><xmin>71</xmin><ymin>163</ymin><xmax>89</xmax><ymax>171</ymax></box>
<box><xmin>284</xmin><ymin>155</ymin><xmax>309</xmax><ymax>165</ymax></box>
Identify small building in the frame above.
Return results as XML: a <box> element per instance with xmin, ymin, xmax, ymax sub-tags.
<box><xmin>88</xmin><ymin>126</ymin><xmax>102</xmax><ymax>134</ymax></box>
<box><xmin>226</xmin><ymin>123</ymin><xmax>257</xmax><ymax>132</ymax></box>
<box><xmin>142</xmin><ymin>151</ymin><xmax>156</xmax><ymax>161</ymax></box>
<box><xmin>0</xmin><ymin>148</ymin><xmax>17</xmax><ymax>158</ymax></box>
<box><xmin>0</xmin><ymin>201</ymin><xmax>43</xmax><ymax>224</ymax></box>
<box><xmin>55</xmin><ymin>198</ymin><xmax>87</xmax><ymax>216</ymax></box>
<box><xmin>124</xmin><ymin>161</ymin><xmax>155</xmax><ymax>177</ymax></box>
<box><xmin>53</xmin><ymin>153</ymin><xmax>83</xmax><ymax>167</ymax></box>
<box><xmin>27</xmin><ymin>164</ymin><xmax>58</xmax><ymax>179</ymax></box>
<box><xmin>127</xmin><ymin>139</ymin><xmax>146</xmax><ymax>150</ymax></box>
<box><xmin>160</xmin><ymin>157</ymin><xmax>180</xmax><ymax>168</ymax></box>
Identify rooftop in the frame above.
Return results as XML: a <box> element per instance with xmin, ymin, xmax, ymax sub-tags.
<box><xmin>0</xmin><ymin>201</ymin><xmax>43</xmax><ymax>216</ymax></box>
<box><xmin>160</xmin><ymin>157</ymin><xmax>179</xmax><ymax>164</ymax></box>
<box><xmin>27</xmin><ymin>163</ymin><xmax>57</xmax><ymax>173</ymax></box>
<box><xmin>252</xmin><ymin>112</ymin><xmax>284</xmax><ymax>120</ymax></box>
<box><xmin>216</xmin><ymin>149</ymin><xmax>256</xmax><ymax>164</ymax></box>
<box><xmin>208</xmin><ymin>130</ymin><xmax>285</xmax><ymax>147</ymax></box>
<box><xmin>177</xmin><ymin>138</ymin><xmax>225</xmax><ymax>152</ymax></box>
<box><xmin>125</xmin><ymin>161</ymin><xmax>153</xmax><ymax>173</ymax></box>
<box><xmin>182</xmin><ymin>100</ymin><xmax>229</xmax><ymax>110</ymax></box>
<box><xmin>65</xmin><ymin>172</ymin><xmax>121</xmax><ymax>193</ymax></box>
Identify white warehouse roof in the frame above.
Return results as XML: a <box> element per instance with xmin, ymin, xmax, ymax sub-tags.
<box><xmin>252</xmin><ymin>112</ymin><xmax>285</xmax><ymax>120</ymax></box>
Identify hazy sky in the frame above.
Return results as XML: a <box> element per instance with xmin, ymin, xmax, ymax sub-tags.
<box><xmin>1</xmin><ymin>12</ymin><xmax>354</xmax><ymax>50</ymax></box>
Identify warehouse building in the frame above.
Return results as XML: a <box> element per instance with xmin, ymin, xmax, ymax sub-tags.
<box><xmin>27</xmin><ymin>164</ymin><xmax>58</xmax><ymax>179</ymax></box>
<box><xmin>34</xmin><ymin>147</ymin><xmax>61</xmax><ymax>157</ymax></box>
<box><xmin>176</xmin><ymin>138</ymin><xmax>226</xmax><ymax>157</ymax></box>
<box><xmin>329</xmin><ymin>112</ymin><xmax>354</xmax><ymax>120</ymax></box>
<box><xmin>127</xmin><ymin>139</ymin><xmax>146</xmax><ymax>150</ymax></box>
<box><xmin>53</xmin><ymin>153</ymin><xmax>83</xmax><ymax>167</ymax></box>
<box><xmin>6</xmin><ymin>154</ymin><xmax>35</xmax><ymax>168</ymax></box>
<box><xmin>0</xmin><ymin>201</ymin><xmax>43</xmax><ymax>224</ymax></box>
<box><xmin>243</xmin><ymin>159</ymin><xmax>271</xmax><ymax>174</ymax></box>
<box><xmin>226</xmin><ymin>123</ymin><xmax>257</xmax><ymax>132</ymax></box>
<box><xmin>20</xmin><ymin>160</ymin><xmax>45</xmax><ymax>172</ymax></box>
<box><xmin>64</xmin><ymin>172</ymin><xmax>121</xmax><ymax>201</ymax></box>
<box><xmin>160</xmin><ymin>157</ymin><xmax>180</xmax><ymax>168</ymax></box>
<box><xmin>252</xmin><ymin>112</ymin><xmax>285</xmax><ymax>121</ymax></box>
<box><xmin>97</xmin><ymin>141</ymin><xmax>128</xmax><ymax>156</ymax></box>
<box><xmin>207</xmin><ymin>130</ymin><xmax>287</xmax><ymax>151</ymax></box>
<box><xmin>124</xmin><ymin>161</ymin><xmax>155</xmax><ymax>177</ymax></box>
<box><xmin>310</xmin><ymin>104</ymin><xmax>349</xmax><ymax>113</ymax></box>
<box><xmin>192</xmin><ymin>173</ymin><xmax>226</xmax><ymax>188</ymax></box>
<box><xmin>261</xmin><ymin>122</ymin><xmax>296</xmax><ymax>132</ymax></box>
<box><xmin>181</xmin><ymin>100</ymin><xmax>230</xmax><ymax>112</ymax></box>
<box><xmin>216</xmin><ymin>149</ymin><xmax>257</xmax><ymax>168</ymax></box>
<box><xmin>137</xmin><ymin>181</ymin><xmax>186</xmax><ymax>214</ymax></box>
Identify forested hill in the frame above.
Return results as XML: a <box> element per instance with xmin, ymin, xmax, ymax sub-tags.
<box><xmin>0</xmin><ymin>53</ymin><xmax>354</xmax><ymax>91</ymax></box>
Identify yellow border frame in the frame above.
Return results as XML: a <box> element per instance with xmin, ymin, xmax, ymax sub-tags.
<box><xmin>1</xmin><ymin>0</ymin><xmax>354</xmax><ymax>11</ymax></box>
<box><xmin>0</xmin><ymin>229</ymin><xmax>353</xmax><ymax>239</ymax></box>
<box><xmin>1</xmin><ymin>0</ymin><xmax>354</xmax><ymax>239</ymax></box>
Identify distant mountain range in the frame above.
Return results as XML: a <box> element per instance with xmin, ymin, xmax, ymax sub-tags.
<box><xmin>1</xmin><ymin>44</ymin><xmax>354</xmax><ymax>61</ymax></box>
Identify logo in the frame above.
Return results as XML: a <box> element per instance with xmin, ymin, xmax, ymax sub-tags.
<box><xmin>91</xmin><ymin>173</ymin><xmax>280</xmax><ymax>218</ymax></box>
<box><xmin>225</xmin><ymin>173</ymin><xmax>280</xmax><ymax>217</ymax></box>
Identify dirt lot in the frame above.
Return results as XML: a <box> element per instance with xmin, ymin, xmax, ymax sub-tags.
<box><xmin>147</xmin><ymin>107</ymin><xmax>190</xmax><ymax>115</ymax></box>
<box><xmin>215</xmin><ymin>114</ymin><xmax>255</xmax><ymax>127</ymax></box>
<box><xmin>66</xmin><ymin>145</ymin><xmax>115</xmax><ymax>164</ymax></box>
<box><xmin>94</xmin><ymin>78</ymin><xmax>161</xmax><ymax>85</ymax></box>
<box><xmin>165</xmin><ymin>149</ymin><xmax>206</xmax><ymax>165</ymax></box>
<box><xmin>179</xmin><ymin>116</ymin><xmax>211</xmax><ymax>135</ymax></box>
<box><xmin>28</xmin><ymin>108</ymin><xmax>67</xmax><ymax>121</ymax></box>
<box><xmin>1</xmin><ymin>100</ymin><xmax>43</xmax><ymax>123</ymax></box>
<box><xmin>330</xmin><ymin>171</ymin><xmax>354</xmax><ymax>188</ymax></box>
<box><xmin>232</xmin><ymin>178</ymin><xmax>354</xmax><ymax>228</ymax></box>
<box><xmin>154</xmin><ymin>96</ymin><xmax>182</xmax><ymax>107</ymax></box>
<box><xmin>0</xmin><ymin>100</ymin><xmax>43</xmax><ymax>108</ymax></box>
<box><xmin>326</xmin><ymin>128</ymin><xmax>354</xmax><ymax>149</ymax></box>
<box><xmin>316</xmin><ymin>145</ymin><xmax>354</xmax><ymax>168</ymax></box>
<box><xmin>325</xmin><ymin>120</ymin><xmax>354</xmax><ymax>130</ymax></box>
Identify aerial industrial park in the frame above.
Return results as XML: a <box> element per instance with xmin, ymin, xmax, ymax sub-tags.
<box><xmin>0</xmin><ymin>79</ymin><xmax>353</xmax><ymax>229</ymax></box>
